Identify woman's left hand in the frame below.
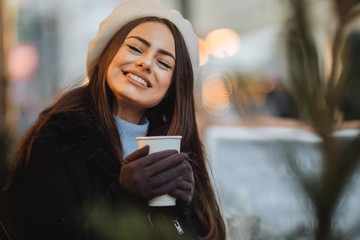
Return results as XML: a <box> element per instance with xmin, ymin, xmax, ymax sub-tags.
<box><xmin>169</xmin><ymin>160</ymin><xmax>195</xmax><ymax>206</ymax></box>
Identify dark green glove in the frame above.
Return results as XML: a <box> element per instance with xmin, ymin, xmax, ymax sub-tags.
<box><xmin>119</xmin><ymin>145</ymin><xmax>190</xmax><ymax>203</ymax></box>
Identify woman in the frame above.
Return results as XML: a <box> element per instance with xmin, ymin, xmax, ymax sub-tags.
<box><xmin>6</xmin><ymin>0</ymin><xmax>226</xmax><ymax>239</ymax></box>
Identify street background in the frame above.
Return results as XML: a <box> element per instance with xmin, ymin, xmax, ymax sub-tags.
<box><xmin>1</xmin><ymin>0</ymin><xmax>360</xmax><ymax>239</ymax></box>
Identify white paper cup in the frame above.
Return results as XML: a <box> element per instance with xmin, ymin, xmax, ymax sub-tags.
<box><xmin>136</xmin><ymin>136</ymin><xmax>182</xmax><ymax>207</ymax></box>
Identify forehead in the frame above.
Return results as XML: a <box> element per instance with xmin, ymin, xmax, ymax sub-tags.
<box><xmin>126</xmin><ymin>21</ymin><xmax>175</xmax><ymax>53</ymax></box>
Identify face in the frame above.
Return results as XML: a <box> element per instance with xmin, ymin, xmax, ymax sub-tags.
<box><xmin>106</xmin><ymin>21</ymin><xmax>176</xmax><ymax>113</ymax></box>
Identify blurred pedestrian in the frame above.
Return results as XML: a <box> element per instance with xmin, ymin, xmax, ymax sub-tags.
<box><xmin>5</xmin><ymin>0</ymin><xmax>226</xmax><ymax>239</ymax></box>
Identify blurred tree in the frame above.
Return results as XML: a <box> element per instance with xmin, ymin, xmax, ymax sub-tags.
<box><xmin>224</xmin><ymin>0</ymin><xmax>360</xmax><ymax>239</ymax></box>
<box><xmin>284</xmin><ymin>0</ymin><xmax>360</xmax><ymax>239</ymax></box>
<box><xmin>0</xmin><ymin>0</ymin><xmax>12</xmax><ymax>234</ymax></box>
<box><xmin>336</xmin><ymin>32</ymin><xmax>360</xmax><ymax>121</ymax></box>
<box><xmin>0</xmin><ymin>0</ymin><xmax>6</xmax><ymax>132</ymax></box>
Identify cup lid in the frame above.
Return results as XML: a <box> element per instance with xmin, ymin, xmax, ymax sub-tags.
<box><xmin>136</xmin><ymin>136</ymin><xmax>182</xmax><ymax>140</ymax></box>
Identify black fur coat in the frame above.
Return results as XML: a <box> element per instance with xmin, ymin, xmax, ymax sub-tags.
<box><xmin>8</xmin><ymin>110</ymin><xmax>204</xmax><ymax>240</ymax></box>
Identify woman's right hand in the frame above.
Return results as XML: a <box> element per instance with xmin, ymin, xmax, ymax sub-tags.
<box><xmin>119</xmin><ymin>145</ymin><xmax>189</xmax><ymax>202</ymax></box>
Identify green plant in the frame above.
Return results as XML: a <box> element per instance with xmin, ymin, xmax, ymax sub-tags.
<box><xmin>283</xmin><ymin>0</ymin><xmax>360</xmax><ymax>239</ymax></box>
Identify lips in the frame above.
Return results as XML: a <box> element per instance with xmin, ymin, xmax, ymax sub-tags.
<box><xmin>123</xmin><ymin>71</ymin><xmax>152</xmax><ymax>88</ymax></box>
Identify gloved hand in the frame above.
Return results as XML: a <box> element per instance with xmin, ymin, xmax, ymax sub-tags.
<box><xmin>119</xmin><ymin>145</ymin><xmax>190</xmax><ymax>203</ymax></box>
<box><xmin>169</xmin><ymin>160</ymin><xmax>195</xmax><ymax>207</ymax></box>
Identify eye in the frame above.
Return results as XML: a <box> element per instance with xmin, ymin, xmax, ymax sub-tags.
<box><xmin>127</xmin><ymin>44</ymin><xmax>141</xmax><ymax>53</ymax></box>
<box><xmin>158</xmin><ymin>60</ymin><xmax>172</xmax><ymax>70</ymax></box>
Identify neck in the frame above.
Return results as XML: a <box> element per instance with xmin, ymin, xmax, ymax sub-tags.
<box><xmin>115</xmin><ymin>106</ymin><xmax>145</xmax><ymax>124</ymax></box>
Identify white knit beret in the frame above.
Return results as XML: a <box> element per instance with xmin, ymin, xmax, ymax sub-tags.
<box><xmin>86</xmin><ymin>0</ymin><xmax>199</xmax><ymax>80</ymax></box>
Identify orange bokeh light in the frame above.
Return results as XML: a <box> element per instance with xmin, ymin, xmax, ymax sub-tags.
<box><xmin>205</xmin><ymin>28</ymin><xmax>240</xmax><ymax>58</ymax></box>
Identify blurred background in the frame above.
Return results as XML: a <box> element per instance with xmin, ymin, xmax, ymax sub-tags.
<box><xmin>1</xmin><ymin>0</ymin><xmax>360</xmax><ymax>239</ymax></box>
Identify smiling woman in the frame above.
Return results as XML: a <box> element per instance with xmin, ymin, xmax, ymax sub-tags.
<box><xmin>5</xmin><ymin>0</ymin><xmax>226</xmax><ymax>239</ymax></box>
<box><xmin>106</xmin><ymin>21</ymin><xmax>175</xmax><ymax>121</ymax></box>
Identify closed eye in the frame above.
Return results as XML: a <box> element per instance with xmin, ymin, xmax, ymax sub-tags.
<box><xmin>127</xmin><ymin>44</ymin><xmax>141</xmax><ymax>53</ymax></box>
<box><xmin>158</xmin><ymin>60</ymin><xmax>172</xmax><ymax>70</ymax></box>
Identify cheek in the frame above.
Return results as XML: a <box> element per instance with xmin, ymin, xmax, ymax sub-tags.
<box><xmin>107</xmin><ymin>62</ymin><xmax>124</xmax><ymax>84</ymax></box>
<box><xmin>159</xmin><ymin>72</ymin><xmax>173</xmax><ymax>90</ymax></box>
<box><xmin>105</xmin><ymin>70</ymin><xmax>121</xmax><ymax>95</ymax></box>
<box><xmin>105</xmin><ymin>71</ymin><xmax>114</xmax><ymax>90</ymax></box>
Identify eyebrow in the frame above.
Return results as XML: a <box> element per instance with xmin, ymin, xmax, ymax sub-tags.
<box><xmin>127</xmin><ymin>36</ymin><xmax>176</xmax><ymax>61</ymax></box>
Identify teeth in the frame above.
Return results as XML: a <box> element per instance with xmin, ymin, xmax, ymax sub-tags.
<box><xmin>126</xmin><ymin>73</ymin><xmax>148</xmax><ymax>87</ymax></box>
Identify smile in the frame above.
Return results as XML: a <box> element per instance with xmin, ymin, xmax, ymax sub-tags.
<box><xmin>126</xmin><ymin>72</ymin><xmax>150</xmax><ymax>88</ymax></box>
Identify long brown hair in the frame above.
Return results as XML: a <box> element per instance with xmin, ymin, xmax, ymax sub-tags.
<box><xmin>7</xmin><ymin>17</ymin><xmax>225</xmax><ymax>239</ymax></box>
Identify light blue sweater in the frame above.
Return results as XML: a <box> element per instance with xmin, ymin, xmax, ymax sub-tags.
<box><xmin>114</xmin><ymin>115</ymin><xmax>149</xmax><ymax>158</ymax></box>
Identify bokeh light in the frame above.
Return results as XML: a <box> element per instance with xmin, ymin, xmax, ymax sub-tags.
<box><xmin>7</xmin><ymin>43</ymin><xmax>39</xmax><ymax>82</ymax></box>
<box><xmin>198</xmin><ymin>37</ymin><xmax>210</xmax><ymax>66</ymax></box>
<box><xmin>202</xmin><ymin>73</ymin><xmax>231</xmax><ymax>115</ymax></box>
<box><xmin>205</xmin><ymin>28</ymin><xmax>241</xmax><ymax>58</ymax></box>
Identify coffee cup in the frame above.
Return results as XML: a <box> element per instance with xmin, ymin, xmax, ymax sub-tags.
<box><xmin>136</xmin><ymin>136</ymin><xmax>182</xmax><ymax>207</ymax></box>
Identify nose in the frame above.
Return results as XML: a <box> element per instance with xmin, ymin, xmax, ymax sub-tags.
<box><xmin>136</xmin><ymin>59</ymin><xmax>152</xmax><ymax>73</ymax></box>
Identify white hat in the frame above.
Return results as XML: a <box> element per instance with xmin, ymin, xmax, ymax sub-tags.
<box><xmin>86</xmin><ymin>0</ymin><xmax>199</xmax><ymax>79</ymax></box>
